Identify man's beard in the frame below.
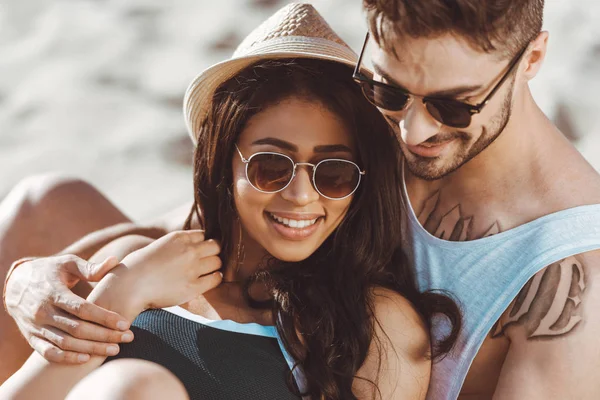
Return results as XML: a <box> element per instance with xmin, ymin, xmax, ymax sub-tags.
<box><xmin>402</xmin><ymin>80</ymin><xmax>515</xmax><ymax>181</ymax></box>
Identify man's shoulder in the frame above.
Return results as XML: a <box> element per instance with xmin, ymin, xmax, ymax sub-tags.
<box><xmin>493</xmin><ymin>249</ymin><xmax>600</xmax><ymax>342</ymax></box>
<box><xmin>539</xmin><ymin>149</ymin><xmax>600</xmax><ymax>210</ymax></box>
<box><xmin>488</xmin><ymin>250</ymin><xmax>600</xmax><ymax>399</ymax></box>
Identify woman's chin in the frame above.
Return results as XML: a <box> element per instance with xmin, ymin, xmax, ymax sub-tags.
<box><xmin>266</xmin><ymin>245</ymin><xmax>317</xmax><ymax>263</ymax></box>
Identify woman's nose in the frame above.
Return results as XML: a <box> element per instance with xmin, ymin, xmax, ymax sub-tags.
<box><xmin>280</xmin><ymin>166</ymin><xmax>320</xmax><ymax>206</ymax></box>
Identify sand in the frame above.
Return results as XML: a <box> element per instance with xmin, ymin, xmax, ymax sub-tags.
<box><xmin>1</xmin><ymin>0</ymin><xmax>598</xmax><ymax>220</ymax></box>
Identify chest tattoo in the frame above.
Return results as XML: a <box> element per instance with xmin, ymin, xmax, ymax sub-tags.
<box><xmin>417</xmin><ymin>190</ymin><xmax>501</xmax><ymax>241</ymax></box>
<box><xmin>491</xmin><ymin>256</ymin><xmax>586</xmax><ymax>339</ymax></box>
<box><xmin>415</xmin><ymin>190</ymin><xmax>587</xmax><ymax>340</ymax></box>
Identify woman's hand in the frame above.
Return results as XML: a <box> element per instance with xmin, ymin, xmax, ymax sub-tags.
<box><xmin>4</xmin><ymin>255</ymin><xmax>133</xmax><ymax>364</ymax></box>
<box><xmin>98</xmin><ymin>230</ymin><xmax>223</xmax><ymax>319</ymax></box>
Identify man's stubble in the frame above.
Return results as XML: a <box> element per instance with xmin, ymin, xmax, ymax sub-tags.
<box><xmin>403</xmin><ymin>78</ymin><xmax>516</xmax><ymax>181</ymax></box>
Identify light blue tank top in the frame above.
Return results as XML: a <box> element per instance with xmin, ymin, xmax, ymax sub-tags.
<box><xmin>400</xmin><ymin>171</ymin><xmax>600</xmax><ymax>400</ymax></box>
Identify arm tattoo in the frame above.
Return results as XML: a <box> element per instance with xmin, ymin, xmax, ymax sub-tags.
<box><xmin>417</xmin><ymin>190</ymin><xmax>501</xmax><ymax>241</ymax></box>
<box><xmin>492</xmin><ymin>256</ymin><xmax>586</xmax><ymax>339</ymax></box>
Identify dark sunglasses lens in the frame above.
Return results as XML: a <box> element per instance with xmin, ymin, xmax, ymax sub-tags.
<box><xmin>426</xmin><ymin>100</ymin><xmax>472</xmax><ymax>128</ymax></box>
<box><xmin>315</xmin><ymin>160</ymin><xmax>361</xmax><ymax>199</ymax></box>
<box><xmin>361</xmin><ymin>80</ymin><xmax>410</xmax><ymax>111</ymax></box>
<box><xmin>247</xmin><ymin>154</ymin><xmax>294</xmax><ymax>192</ymax></box>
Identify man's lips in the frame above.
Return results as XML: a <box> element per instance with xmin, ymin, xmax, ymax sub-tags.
<box><xmin>406</xmin><ymin>140</ymin><xmax>455</xmax><ymax>158</ymax></box>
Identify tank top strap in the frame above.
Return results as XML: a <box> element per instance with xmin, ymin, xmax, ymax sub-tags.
<box><xmin>401</xmin><ymin>165</ymin><xmax>600</xmax><ymax>399</ymax></box>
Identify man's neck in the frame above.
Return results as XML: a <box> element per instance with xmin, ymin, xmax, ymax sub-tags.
<box><xmin>405</xmin><ymin>89</ymin><xmax>597</xmax><ymax>240</ymax></box>
<box><xmin>447</xmin><ymin>92</ymin><xmax>558</xmax><ymax>199</ymax></box>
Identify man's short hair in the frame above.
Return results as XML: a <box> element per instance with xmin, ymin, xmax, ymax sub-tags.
<box><xmin>364</xmin><ymin>0</ymin><xmax>544</xmax><ymax>58</ymax></box>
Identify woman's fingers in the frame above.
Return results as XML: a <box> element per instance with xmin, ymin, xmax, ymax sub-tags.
<box><xmin>194</xmin><ymin>255</ymin><xmax>222</xmax><ymax>277</ymax></box>
<box><xmin>29</xmin><ymin>334</ymin><xmax>91</xmax><ymax>364</ymax></box>
<box><xmin>53</xmin><ymin>292</ymin><xmax>130</xmax><ymax>331</ymax></box>
<box><xmin>49</xmin><ymin>309</ymin><xmax>134</xmax><ymax>344</ymax></box>
<box><xmin>195</xmin><ymin>239</ymin><xmax>220</xmax><ymax>258</ymax></box>
<box><xmin>194</xmin><ymin>270</ymin><xmax>223</xmax><ymax>294</ymax></box>
<box><xmin>37</xmin><ymin>326</ymin><xmax>122</xmax><ymax>358</ymax></box>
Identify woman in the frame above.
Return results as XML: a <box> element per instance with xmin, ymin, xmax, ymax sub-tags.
<box><xmin>0</xmin><ymin>4</ymin><xmax>460</xmax><ymax>399</ymax></box>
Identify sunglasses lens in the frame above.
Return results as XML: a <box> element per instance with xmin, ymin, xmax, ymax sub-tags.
<box><xmin>360</xmin><ymin>80</ymin><xmax>410</xmax><ymax>112</ymax></box>
<box><xmin>314</xmin><ymin>160</ymin><xmax>361</xmax><ymax>199</ymax></box>
<box><xmin>425</xmin><ymin>100</ymin><xmax>472</xmax><ymax>128</ymax></box>
<box><xmin>247</xmin><ymin>153</ymin><xmax>294</xmax><ymax>192</ymax></box>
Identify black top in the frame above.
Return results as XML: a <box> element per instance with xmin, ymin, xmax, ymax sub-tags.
<box><xmin>106</xmin><ymin>309</ymin><xmax>301</xmax><ymax>400</ymax></box>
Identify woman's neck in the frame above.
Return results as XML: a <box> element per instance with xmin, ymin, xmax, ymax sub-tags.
<box><xmin>183</xmin><ymin>283</ymin><xmax>273</xmax><ymax>325</ymax></box>
<box><xmin>223</xmin><ymin>223</ymin><xmax>269</xmax><ymax>283</ymax></box>
<box><xmin>181</xmin><ymin>224</ymin><xmax>272</xmax><ymax>325</ymax></box>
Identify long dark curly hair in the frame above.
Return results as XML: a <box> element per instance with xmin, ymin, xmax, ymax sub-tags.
<box><xmin>184</xmin><ymin>58</ymin><xmax>461</xmax><ymax>399</ymax></box>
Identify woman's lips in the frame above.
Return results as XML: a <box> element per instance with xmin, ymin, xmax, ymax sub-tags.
<box><xmin>406</xmin><ymin>140</ymin><xmax>454</xmax><ymax>158</ymax></box>
<box><xmin>264</xmin><ymin>212</ymin><xmax>323</xmax><ymax>241</ymax></box>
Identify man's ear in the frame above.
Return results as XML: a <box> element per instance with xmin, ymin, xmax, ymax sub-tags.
<box><xmin>522</xmin><ymin>31</ymin><xmax>549</xmax><ymax>81</ymax></box>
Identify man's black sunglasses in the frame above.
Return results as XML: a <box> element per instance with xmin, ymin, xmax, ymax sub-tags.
<box><xmin>352</xmin><ymin>33</ymin><xmax>530</xmax><ymax>129</ymax></box>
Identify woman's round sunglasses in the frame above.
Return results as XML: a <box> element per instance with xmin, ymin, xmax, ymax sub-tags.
<box><xmin>352</xmin><ymin>32</ymin><xmax>529</xmax><ymax>129</ymax></box>
<box><xmin>235</xmin><ymin>145</ymin><xmax>365</xmax><ymax>200</ymax></box>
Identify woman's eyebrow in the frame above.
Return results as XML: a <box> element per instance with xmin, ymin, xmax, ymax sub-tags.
<box><xmin>251</xmin><ymin>138</ymin><xmax>352</xmax><ymax>154</ymax></box>
<box><xmin>314</xmin><ymin>144</ymin><xmax>353</xmax><ymax>153</ymax></box>
<box><xmin>251</xmin><ymin>138</ymin><xmax>297</xmax><ymax>151</ymax></box>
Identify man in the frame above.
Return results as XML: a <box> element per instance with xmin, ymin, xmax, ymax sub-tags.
<box><xmin>2</xmin><ymin>1</ymin><xmax>600</xmax><ymax>398</ymax></box>
<box><xmin>355</xmin><ymin>0</ymin><xmax>600</xmax><ymax>398</ymax></box>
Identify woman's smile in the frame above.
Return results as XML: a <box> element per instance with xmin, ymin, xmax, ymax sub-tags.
<box><xmin>265</xmin><ymin>211</ymin><xmax>325</xmax><ymax>241</ymax></box>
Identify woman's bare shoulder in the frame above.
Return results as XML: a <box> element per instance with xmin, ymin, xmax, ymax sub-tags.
<box><xmin>353</xmin><ymin>287</ymin><xmax>431</xmax><ymax>399</ymax></box>
<box><xmin>370</xmin><ymin>286</ymin><xmax>430</xmax><ymax>361</ymax></box>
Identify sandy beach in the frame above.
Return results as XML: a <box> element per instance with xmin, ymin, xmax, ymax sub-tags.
<box><xmin>1</xmin><ymin>0</ymin><xmax>599</xmax><ymax>220</ymax></box>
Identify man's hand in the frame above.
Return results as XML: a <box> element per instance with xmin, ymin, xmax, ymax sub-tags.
<box><xmin>4</xmin><ymin>255</ymin><xmax>134</xmax><ymax>364</ymax></box>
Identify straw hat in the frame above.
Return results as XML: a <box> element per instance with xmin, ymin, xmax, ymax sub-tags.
<box><xmin>183</xmin><ymin>2</ymin><xmax>359</xmax><ymax>144</ymax></box>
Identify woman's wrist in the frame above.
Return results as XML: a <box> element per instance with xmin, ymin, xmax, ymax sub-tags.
<box><xmin>86</xmin><ymin>264</ymin><xmax>147</xmax><ymax>322</ymax></box>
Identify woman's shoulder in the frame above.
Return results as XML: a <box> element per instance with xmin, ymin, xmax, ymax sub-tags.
<box><xmin>354</xmin><ymin>287</ymin><xmax>431</xmax><ymax>399</ymax></box>
<box><xmin>369</xmin><ymin>286</ymin><xmax>430</xmax><ymax>359</ymax></box>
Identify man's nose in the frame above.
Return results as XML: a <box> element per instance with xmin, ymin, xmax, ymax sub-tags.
<box><xmin>398</xmin><ymin>100</ymin><xmax>441</xmax><ymax>146</ymax></box>
<box><xmin>280</xmin><ymin>166</ymin><xmax>320</xmax><ymax>206</ymax></box>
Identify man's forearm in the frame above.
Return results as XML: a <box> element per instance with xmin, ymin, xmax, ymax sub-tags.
<box><xmin>3</xmin><ymin>223</ymin><xmax>166</xmax><ymax>301</ymax></box>
<box><xmin>0</xmin><ymin>266</ymin><xmax>143</xmax><ymax>400</ymax></box>
<box><xmin>58</xmin><ymin>223</ymin><xmax>166</xmax><ymax>260</ymax></box>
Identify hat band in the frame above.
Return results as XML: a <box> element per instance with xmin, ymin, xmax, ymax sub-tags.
<box><xmin>234</xmin><ymin>36</ymin><xmax>358</xmax><ymax>62</ymax></box>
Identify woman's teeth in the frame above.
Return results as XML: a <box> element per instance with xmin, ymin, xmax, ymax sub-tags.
<box><xmin>269</xmin><ymin>213</ymin><xmax>318</xmax><ymax>229</ymax></box>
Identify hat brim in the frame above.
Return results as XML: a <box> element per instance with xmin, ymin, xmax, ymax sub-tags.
<box><xmin>183</xmin><ymin>38</ymin><xmax>361</xmax><ymax>144</ymax></box>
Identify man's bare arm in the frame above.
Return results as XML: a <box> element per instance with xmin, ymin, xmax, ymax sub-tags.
<box><xmin>3</xmin><ymin>223</ymin><xmax>168</xmax><ymax>364</ymax></box>
<box><xmin>58</xmin><ymin>222</ymin><xmax>167</xmax><ymax>259</ymax></box>
<box><xmin>492</xmin><ymin>250</ymin><xmax>600</xmax><ymax>399</ymax></box>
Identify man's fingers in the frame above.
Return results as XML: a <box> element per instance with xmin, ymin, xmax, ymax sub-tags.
<box><xmin>60</xmin><ymin>255</ymin><xmax>119</xmax><ymax>283</ymax></box>
<box><xmin>49</xmin><ymin>310</ymin><xmax>134</xmax><ymax>344</ymax></box>
<box><xmin>85</xmin><ymin>256</ymin><xmax>121</xmax><ymax>282</ymax></box>
<box><xmin>54</xmin><ymin>293</ymin><xmax>130</xmax><ymax>331</ymax></box>
<box><xmin>29</xmin><ymin>334</ymin><xmax>91</xmax><ymax>364</ymax></box>
<box><xmin>38</xmin><ymin>326</ymin><xmax>121</xmax><ymax>358</ymax></box>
